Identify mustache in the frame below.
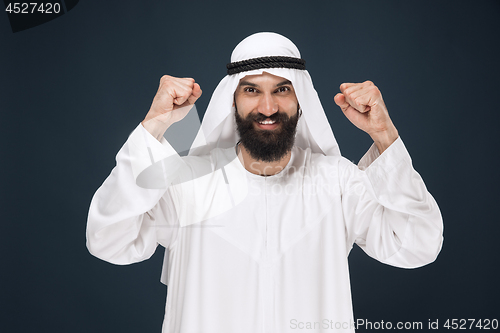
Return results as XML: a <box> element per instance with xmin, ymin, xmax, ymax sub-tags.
<box><xmin>245</xmin><ymin>111</ymin><xmax>291</xmax><ymax>123</ymax></box>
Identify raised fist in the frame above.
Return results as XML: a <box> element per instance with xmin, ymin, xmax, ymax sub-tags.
<box><xmin>334</xmin><ymin>80</ymin><xmax>398</xmax><ymax>153</ymax></box>
<box><xmin>142</xmin><ymin>75</ymin><xmax>202</xmax><ymax>139</ymax></box>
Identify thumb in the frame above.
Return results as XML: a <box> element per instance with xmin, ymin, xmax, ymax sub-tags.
<box><xmin>334</xmin><ymin>93</ymin><xmax>350</xmax><ymax>111</ymax></box>
<box><xmin>187</xmin><ymin>83</ymin><xmax>202</xmax><ymax>105</ymax></box>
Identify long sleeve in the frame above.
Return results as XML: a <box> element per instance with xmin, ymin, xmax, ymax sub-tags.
<box><xmin>86</xmin><ymin>123</ymin><xmax>184</xmax><ymax>265</ymax></box>
<box><xmin>340</xmin><ymin>137</ymin><xmax>444</xmax><ymax>268</ymax></box>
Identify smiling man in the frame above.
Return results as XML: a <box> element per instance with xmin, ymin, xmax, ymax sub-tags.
<box><xmin>86</xmin><ymin>32</ymin><xmax>444</xmax><ymax>333</ymax></box>
<box><xmin>234</xmin><ymin>73</ymin><xmax>301</xmax><ymax>173</ymax></box>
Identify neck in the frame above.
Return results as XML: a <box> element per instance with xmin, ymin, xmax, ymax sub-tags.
<box><xmin>237</xmin><ymin>143</ymin><xmax>292</xmax><ymax>176</ymax></box>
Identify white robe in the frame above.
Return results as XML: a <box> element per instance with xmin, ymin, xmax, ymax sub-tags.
<box><xmin>86</xmin><ymin>123</ymin><xmax>443</xmax><ymax>333</ymax></box>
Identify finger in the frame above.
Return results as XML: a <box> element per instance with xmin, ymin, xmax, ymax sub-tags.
<box><xmin>339</xmin><ymin>82</ymin><xmax>358</xmax><ymax>93</ymax></box>
<box><xmin>159</xmin><ymin>76</ymin><xmax>193</xmax><ymax>93</ymax></box>
<box><xmin>335</xmin><ymin>93</ymin><xmax>368</xmax><ymax>128</ymax></box>
<box><xmin>171</xmin><ymin>79</ymin><xmax>200</xmax><ymax>100</ymax></box>
<box><xmin>173</xmin><ymin>78</ymin><xmax>198</xmax><ymax>92</ymax></box>
<box><xmin>187</xmin><ymin>83</ymin><xmax>202</xmax><ymax>105</ymax></box>
<box><xmin>342</xmin><ymin>104</ymin><xmax>367</xmax><ymax>129</ymax></box>
<box><xmin>166</xmin><ymin>78</ymin><xmax>194</xmax><ymax>91</ymax></box>
<box><xmin>342</xmin><ymin>84</ymin><xmax>365</xmax><ymax>97</ymax></box>
<box><xmin>351</xmin><ymin>85</ymin><xmax>381</xmax><ymax>108</ymax></box>
<box><xmin>342</xmin><ymin>88</ymin><xmax>367</xmax><ymax>112</ymax></box>
<box><xmin>156</xmin><ymin>76</ymin><xmax>199</xmax><ymax>108</ymax></box>
<box><xmin>334</xmin><ymin>93</ymin><xmax>350</xmax><ymax>111</ymax></box>
<box><xmin>156</xmin><ymin>75</ymin><xmax>170</xmax><ymax>93</ymax></box>
<box><xmin>172</xmin><ymin>87</ymin><xmax>192</xmax><ymax>105</ymax></box>
<box><xmin>158</xmin><ymin>75</ymin><xmax>178</xmax><ymax>90</ymax></box>
<box><xmin>341</xmin><ymin>90</ymin><xmax>368</xmax><ymax>113</ymax></box>
<box><xmin>180</xmin><ymin>77</ymin><xmax>195</xmax><ymax>84</ymax></box>
<box><xmin>345</xmin><ymin>88</ymin><xmax>376</xmax><ymax>113</ymax></box>
<box><xmin>155</xmin><ymin>85</ymin><xmax>185</xmax><ymax>107</ymax></box>
<box><xmin>167</xmin><ymin>81</ymin><xmax>195</xmax><ymax>106</ymax></box>
<box><xmin>157</xmin><ymin>83</ymin><xmax>189</xmax><ymax>106</ymax></box>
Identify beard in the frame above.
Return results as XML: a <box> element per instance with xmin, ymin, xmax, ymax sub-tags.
<box><xmin>234</xmin><ymin>106</ymin><xmax>300</xmax><ymax>162</ymax></box>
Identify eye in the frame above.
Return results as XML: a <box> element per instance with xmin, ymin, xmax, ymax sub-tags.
<box><xmin>244</xmin><ymin>87</ymin><xmax>257</xmax><ymax>93</ymax></box>
<box><xmin>276</xmin><ymin>86</ymin><xmax>290</xmax><ymax>93</ymax></box>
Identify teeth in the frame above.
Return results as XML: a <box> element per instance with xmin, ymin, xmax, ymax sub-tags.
<box><xmin>258</xmin><ymin>120</ymin><xmax>276</xmax><ymax>125</ymax></box>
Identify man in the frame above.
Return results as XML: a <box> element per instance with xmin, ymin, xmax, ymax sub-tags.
<box><xmin>87</xmin><ymin>32</ymin><xmax>443</xmax><ymax>333</ymax></box>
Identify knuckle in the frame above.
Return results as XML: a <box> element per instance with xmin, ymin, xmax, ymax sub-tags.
<box><xmin>365</xmin><ymin>80</ymin><xmax>373</xmax><ymax>85</ymax></box>
<box><xmin>182</xmin><ymin>87</ymin><xmax>193</xmax><ymax>96</ymax></box>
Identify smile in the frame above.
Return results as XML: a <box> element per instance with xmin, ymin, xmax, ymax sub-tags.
<box><xmin>255</xmin><ymin>120</ymin><xmax>280</xmax><ymax>130</ymax></box>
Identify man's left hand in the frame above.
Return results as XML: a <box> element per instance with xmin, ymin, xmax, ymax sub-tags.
<box><xmin>334</xmin><ymin>81</ymin><xmax>399</xmax><ymax>153</ymax></box>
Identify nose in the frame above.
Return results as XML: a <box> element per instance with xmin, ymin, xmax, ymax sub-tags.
<box><xmin>257</xmin><ymin>93</ymin><xmax>278</xmax><ymax>117</ymax></box>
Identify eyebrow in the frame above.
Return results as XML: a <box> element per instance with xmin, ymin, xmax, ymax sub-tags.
<box><xmin>276</xmin><ymin>80</ymin><xmax>292</xmax><ymax>87</ymax></box>
<box><xmin>238</xmin><ymin>80</ymin><xmax>258</xmax><ymax>88</ymax></box>
<box><xmin>238</xmin><ymin>80</ymin><xmax>293</xmax><ymax>88</ymax></box>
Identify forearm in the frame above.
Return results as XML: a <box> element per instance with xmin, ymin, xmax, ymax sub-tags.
<box><xmin>141</xmin><ymin>115</ymin><xmax>173</xmax><ymax>142</ymax></box>
<box><xmin>343</xmin><ymin>138</ymin><xmax>444</xmax><ymax>268</ymax></box>
<box><xmin>86</xmin><ymin>123</ymin><xmax>184</xmax><ymax>264</ymax></box>
<box><xmin>86</xmin><ymin>141</ymin><xmax>164</xmax><ymax>264</ymax></box>
<box><xmin>369</xmin><ymin>124</ymin><xmax>399</xmax><ymax>154</ymax></box>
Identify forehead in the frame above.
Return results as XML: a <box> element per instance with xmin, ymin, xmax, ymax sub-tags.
<box><xmin>238</xmin><ymin>71</ymin><xmax>292</xmax><ymax>86</ymax></box>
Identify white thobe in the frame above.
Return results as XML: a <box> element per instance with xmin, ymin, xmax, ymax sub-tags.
<box><xmin>86</xmin><ymin>123</ymin><xmax>443</xmax><ymax>333</ymax></box>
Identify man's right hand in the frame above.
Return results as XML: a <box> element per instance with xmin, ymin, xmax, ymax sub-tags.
<box><xmin>141</xmin><ymin>75</ymin><xmax>202</xmax><ymax>140</ymax></box>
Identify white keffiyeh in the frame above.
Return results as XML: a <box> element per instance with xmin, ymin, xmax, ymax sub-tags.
<box><xmin>188</xmin><ymin>32</ymin><xmax>341</xmax><ymax>158</ymax></box>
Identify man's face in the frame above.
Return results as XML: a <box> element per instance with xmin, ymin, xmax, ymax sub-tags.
<box><xmin>234</xmin><ymin>72</ymin><xmax>300</xmax><ymax>162</ymax></box>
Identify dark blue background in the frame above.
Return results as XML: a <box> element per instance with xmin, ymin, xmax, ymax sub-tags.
<box><xmin>1</xmin><ymin>1</ymin><xmax>499</xmax><ymax>332</ymax></box>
